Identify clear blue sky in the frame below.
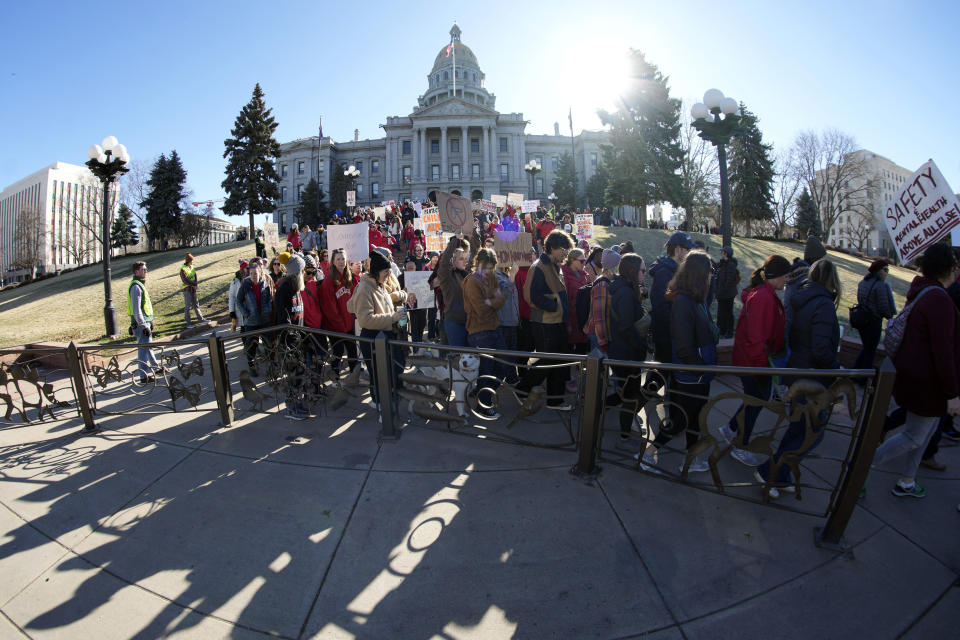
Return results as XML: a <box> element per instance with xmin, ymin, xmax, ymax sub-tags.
<box><xmin>2</xmin><ymin>0</ymin><xmax>958</xmax><ymax>221</ymax></box>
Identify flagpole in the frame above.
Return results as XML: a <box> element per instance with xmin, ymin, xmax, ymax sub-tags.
<box><xmin>569</xmin><ymin>106</ymin><xmax>578</xmax><ymax>208</ymax></box>
<box><xmin>452</xmin><ymin>39</ymin><xmax>457</xmax><ymax>97</ymax></box>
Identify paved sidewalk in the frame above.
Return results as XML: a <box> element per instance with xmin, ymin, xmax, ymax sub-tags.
<box><xmin>0</xmin><ymin>396</ymin><xmax>957</xmax><ymax>639</ymax></box>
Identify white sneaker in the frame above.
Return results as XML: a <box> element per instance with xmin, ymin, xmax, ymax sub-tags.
<box><xmin>730</xmin><ymin>447</ymin><xmax>763</xmax><ymax>467</ymax></box>
<box><xmin>718</xmin><ymin>424</ymin><xmax>737</xmax><ymax>444</ymax></box>
<box><xmin>754</xmin><ymin>470</ymin><xmax>779</xmax><ymax>499</ymax></box>
<box><xmin>634</xmin><ymin>449</ymin><xmax>662</xmax><ymax>474</ymax></box>
<box><xmin>681</xmin><ymin>457</ymin><xmax>710</xmax><ymax>473</ymax></box>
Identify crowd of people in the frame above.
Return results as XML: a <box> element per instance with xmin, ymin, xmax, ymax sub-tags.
<box><xmin>126</xmin><ymin>202</ymin><xmax>960</xmax><ymax>500</ymax></box>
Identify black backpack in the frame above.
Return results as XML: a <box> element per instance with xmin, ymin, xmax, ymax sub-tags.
<box><xmin>576</xmin><ymin>276</ymin><xmax>608</xmax><ymax>332</ymax></box>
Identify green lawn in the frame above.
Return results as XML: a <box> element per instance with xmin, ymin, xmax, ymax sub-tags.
<box><xmin>0</xmin><ymin>240</ymin><xmax>257</xmax><ymax>346</ymax></box>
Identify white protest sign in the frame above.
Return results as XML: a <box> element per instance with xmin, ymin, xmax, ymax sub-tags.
<box><xmin>507</xmin><ymin>192</ymin><xmax>524</xmax><ymax>207</ymax></box>
<box><xmin>403</xmin><ymin>270</ymin><xmax>434</xmax><ymax>309</ymax></box>
<box><xmin>478</xmin><ymin>200</ymin><xmax>497</xmax><ymax>215</ymax></box>
<box><xmin>883</xmin><ymin>160</ymin><xmax>960</xmax><ymax>263</ymax></box>
<box><xmin>373</xmin><ymin>206</ymin><xmax>386</xmax><ymax>221</ymax></box>
<box><xmin>346</xmin><ymin>191</ymin><xmax>356</xmax><ymax>207</ymax></box>
<box><xmin>521</xmin><ymin>200</ymin><xmax>539</xmax><ymax>213</ymax></box>
<box><xmin>490</xmin><ymin>194</ymin><xmax>507</xmax><ymax>207</ymax></box>
<box><xmin>413</xmin><ymin>216</ymin><xmax>425</xmax><ymax>232</ymax></box>
<box><xmin>325</xmin><ymin>222</ymin><xmax>369</xmax><ymax>263</ymax></box>
<box><xmin>413</xmin><ymin>202</ymin><xmax>423</xmax><ymax>216</ymax></box>
<box><xmin>576</xmin><ymin>213</ymin><xmax>594</xmax><ymax>239</ymax></box>
<box><xmin>263</xmin><ymin>222</ymin><xmax>279</xmax><ymax>251</ymax></box>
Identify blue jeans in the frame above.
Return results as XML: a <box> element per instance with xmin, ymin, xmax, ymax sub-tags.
<box><xmin>467</xmin><ymin>328</ymin><xmax>505</xmax><ymax>382</ymax></box>
<box><xmin>854</xmin><ymin>316</ymin><xmax>882</xmax><ymax>370</ymax></box>
<box><xmin>757</xmin><ymin>393</ymin><xmax>830</xmax><ymax>483</ymax></box>
<box><xmin>136</xmin><ymin>325</ymin><xmax>158</xmax><ymax>377</ymax></box>
<box><xmin>444</xmin><ymin>320</ymin><xmax>468</xmax><ymax>347</ymax></box>
<box><xmin>727</xmin><ymin>375</ymin><xmax>772</xmax><ymax>445</ymax></box>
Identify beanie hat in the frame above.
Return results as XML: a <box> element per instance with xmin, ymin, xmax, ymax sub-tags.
<box><xmin>372</xmin><ymin>245</ymin><xmax>392</xmax><ymax>260</ymax></box>
<box><xmin>804</xmin><ymin>234</ymin><xmax>827</xmax><ymax>264</ymax></box>
<box><xmin>763</xmin><ymin>255</ymin><xmax>792</xmax><ymax>280</ymax></box>
<box><xmin>601</xmin><ymin>248</ymin><xmax>621</xmax><ymax>272</ymax></box>
<box><xmin>285</xmin><ymin>254</ymin><xmax>305</xmax><ymax>276</ymax></box>
<box><xmin>277</xmin><ymin>251</ymin><xmax>291</xmax><ymax>265</ymax></box>
<box><xmin>721</xmin><ymin>246</ymin><xmax>734</xmax><ymax>258</ymax></box>
<box><xmin>868</xmin><ymin>259</ymin><xmax>888</xmax><ymax>274</ymax></box>
<box><xmin>238</xmin><ymin>260</ymin><xmax>249</xmax><ymax>270</ymax></box>
<box><xmin>369</xmin><ymin>250</ymin><xmax>391</xmax><ymax>274</ymax></box>
<box><xmin>303</xmin><ymin>255</ymin><xmax>317</xmax><ymax>270</ymax></box>
<box><xmin>611</xmin><ymin>245</ymin><xmax>622</xmax><ymax>254</ymax></box>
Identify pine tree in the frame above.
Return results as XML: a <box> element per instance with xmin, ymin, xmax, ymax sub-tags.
<box><xmin>295</xmin><ymin>179</ymin><xmax>328</xmax><ymax>228</ymax></box>
<box><xmin>222</xmin><ymin>83</ymin><xmax>281</xmax><ymax>237</ymax></box>
<box><xmin>552</xmin><ymin>153</ymin><xmax>579</xmax><ymax>208</ymax></box>
<box><xmin>727</xmin><ymin>103</ymin><xmax>775</xmax><ymax>236</ymax></box>
<box><xmin>585</xmin><ymin>160</ymin><xmax>610</xmax><ymax>210</ymax></box>
<box><xmin>110</xmin><ymin>203</ymin><xmax>139</xmax><ymax>254</ymax></box>
<box><xmin>141</xmin><ymin>151</ymin><xmax>187</xmax><ymax>249</ymax></box>
<box><xmin>795</xmin><ymin>187</ymin><xmax>821</xmax><ymax>238</ymax></box>
<box><xmin>328</xmin><ymin>163</ymin><xmax>350</xmax><ymax>215</ymax></box>
<box><xmin>598</xmin><ymin>49</ymin><xmax>683</xmax><ymax>227</ymax></box>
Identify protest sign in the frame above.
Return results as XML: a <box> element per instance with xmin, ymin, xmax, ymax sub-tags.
<box><xmin>402</xmin><ymin>271</ymin><xmax>435</xmax><ymax>309</ymax></box>
<box><xmin>490</xmin><ymin>194</ymin><xmax>507</xmax><ymax>207</ymax></box>
<box><xmin>507</xmin><ymin>192</ymin><xmax>524</xmax><ymax>207</ymax></box>
<box><xmin>521</xmin><ymin>200</ymin><xmax>539</xmax><ymax>213</ymax></box>
<box><xmin>478</xmin><ymin>199</ymin><xmax>497</xmax><ymax>215</ymax></box>
<box><xmin>437</xmin><ymin>190</ymin><xmax>474</xmax><ymax>234</ymax></box>
<box><xmin>883</xmin><ymin>160</ymin><xmax>960</xmax><ymax>263</ymax></box>
<box><xmin>425</xmin><ymin>231</ymin><xmax>454</xmax><ymax>253</ymax></box>
<box><xmin>494</xmin><ymin>231</ymin><xmax>533</xmax><ymax>267</ymax></box>
<box><xmin>326</xmin><ymin>222</ymin><xmax>369</xmax><ymax>263</ymax></box>
<box><xmin>421</xmin><ymin>208</ymin><xmax>441</xmax><ymax>233</ymax></box>
<box><xmin>576</xmin><ymin>213</ymin><xmax>594</xmax><ymax>240</ymax></box>
<box><xmin>346</xmin><ymin>191</ymin><xmax>356</xmax><ymax>207</ymax></box>
<box><xmin>413</xmin><ymin>216</ymin><xmax>425</xmax><ymax>232</ymax></box>
<box><xmin>413</xmin><ymin>202</ymin><xmax>423</xmax><ymax>216</ymax></box>
<box><xmin>263</xmin><ymin>222</ymin><xmax>279</xmax><ymax>251</ymax></box>
<box><xmin>373</xmin><ymin>206</ymin><xmax>386</xmax><ymax>221</ymax></box>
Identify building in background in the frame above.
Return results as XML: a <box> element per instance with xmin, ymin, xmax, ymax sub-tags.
<box><xmin>0</xmin><ymin>161</ymin><xmax>118</xmax><ymax>282</ymax></box>
<box><xmin>274</xmin><ymin>24</ymin><xmax>608</xmax><ymax>231</ymax></box>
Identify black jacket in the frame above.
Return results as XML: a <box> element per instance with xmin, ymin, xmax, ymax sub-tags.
<box><xmin>716</xmin><ymin>257</ymin><xmax>739</xmax><ymax>300</ymax></box>
<box><xmin>607</xmin><ymin>275</ymin><xmax>647</xmax><ymax>361</ymax></box>
<box><xmin>857</xmin><ymin>274</ymin><xmax>896</xmax><ymax>319</ymax></box>
<box><xmin>787</xmin><ymin>280</ymin><xmax>840</xmax><ymax>370</ymax></box>
<box><xmin>670</xmin><ymin>293</ymin><xmax>718</xmax><ymax>383</ymax></box>
<box><xmin>648</xmin><ymin>255</ymin><xmax>678</xmax><ymax>349</ymax></box>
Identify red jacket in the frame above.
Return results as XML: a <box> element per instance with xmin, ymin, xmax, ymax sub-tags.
<box><xmin>892</xmin><ymin>276</ymin><xmax>960</xmax><ymax>416</ymax></box>
<box><xmin>302</xmin><ymin>280</ymin><xmax>324</xmax><ymax>329</ymax></box>
<box><xmin>536</xmin><ymin>220</ymin><xmax>555</xmax><ymax>241</ymax></box>
<box><xmin>287</xmin><ymin>231</ymin><xmax>302</xmax><ymax>250</ymax></box>
<box><xmin>732</xmin><ymin>281</ymin><xmax>785</xmax><ymax>369</ymax></box>
<box><xmin>514</xmin><ymin>266</ymin><xmax>531</xmax><ymax>320</ymax></box>
<box><xmin>562</xmin><ymin>264</ymin><xmax>589</xmax><ymax>343</ymax></box>
<box><xmin>320</xmin><ymin>273</ymin><xmax>358</xmax><ymax>334</ymax></box>
<box><xmin>402</xmin><ymin>225</ymin><xmax>416</xmax><ymax>250</ymax></box>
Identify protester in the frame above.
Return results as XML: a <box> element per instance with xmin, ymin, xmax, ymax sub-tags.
<box><xmin>437</xmin><ymin>235</ymin><xmax>471</xmax><ymax>347</ymax></box>
<box><xmin>513</xmin><ymin>248</ymin><xmax>537</xmax><ymax>353</ymax></box>
<box><xmin>269</xmin><ymin>256</ymin><xmax>286</xmax><ymax>287</ymax></box>
<box><xmin>127</xmin><ymin>261</ymin><xmax>159</xmax><ymax>382</ymax></box>
<box><xmin>462</xmin><ymin>248</ymin><xmax>506</xmax><ymax>418</ymax></box>
<box><xmin>237</xmin><ymin>260</ymin><xmax>274</xmax><ymax>378</ymax></box>
<box><xmin>583</xmin><ymin>247</ymin><xmax>604</xmax><ymax>283</ymax></box>
<box><xmin>179</xmin><ymin>253</ymin><xmax>207</xmax><ymax>328</ymax></box>
<box><xmin>287</xmin><ymin>223</ymin><xmax>302</xmax><ymax>250</ymax></box>
<box><xmin>852</xmin><ymin>259</ymin><xmax>896</xmax><ymax>373</ymax></box>
<box><xmin>607</xmin><ymin>253</ymin><xmax>649</xmax><ymax>451</ymax></box>
<box><xmin>320</xmin><ymin>249</ymin><xmax>360</xmax><ymax>376</ymax></box>
<box><xmin>649</xmin><ymin>232</ymin><xmax>696</xmax><ymax>363</ymax></box>
<box><xmin>301</xmin><ymin>225</ymin><xmax>317</xmax><ymax>252</ymax></box>
<box><xmin>228</xmin><ymin>259</ymin><xmax>248</xmax><ymax>333</ymax></box>
<box><xmin>562</xmin><ymin>248</ymin><xmax>590</xmax><ymax>357</ymax></box>
<box><xmin>715</xmin><ymin>246</ymin><xmax>739</xmax><ymax>339</ymax></box>
<box><xmin>584</xmin><ymin>248</ymin><xmax>620</xmax><ymax>354</ymax></box>
<box><xmin>495</xmin><ymin>260</ymin><xmax>521</xmax><ymax>384</ymax></box>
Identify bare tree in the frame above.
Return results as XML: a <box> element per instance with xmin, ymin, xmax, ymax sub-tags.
<box><xmin>772</xmin><ymin>147</ymin><xmax>802</xmax><ymax>236</ymax></box>
<box><xmin>175</xmin><ymin>207</ymin><xmax>213</xmax><ymax>248</ymax></box>
<box><xmin>678</xmin><ymin>106</ymin><xmax>720</xmax><ymax>229</ymax></box>
<box><xmin>847</xmin><ymin>206</ymin><xmax>876</xmax><ymax>251</ymax></box>
<box><xmin>55</xmin><ymin>176</ymin><xmax>107</xmax><ymax>265</ymax></box>
<box><xmin>12</xmin><ymin>205</ymin><xmax>44</xmax><ymax>280</ymax></box>
<box><xmin>792</xmin><ymin>129</ymin><xmax>873</xmax><ymax>239</ymax></box>
<box><xmin>119</xmin><ymin>157</ymin><xmax>153</xmax><ymax>245</ymax></box>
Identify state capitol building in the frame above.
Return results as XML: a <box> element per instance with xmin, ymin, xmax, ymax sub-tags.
<box><xmin>273</xmin><ymin>24</ymin><xmax>607</xmax><ymax>231</ymax></box>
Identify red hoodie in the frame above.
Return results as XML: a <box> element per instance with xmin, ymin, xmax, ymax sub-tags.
<box><xmin>302</xmin><ymin>280</ymin><xmax>324</xmax><ymax>329</ymax></box>
<box><xmin>731</xmin><ymin>281</ymin><xmax>785</xmax><ymax>369</ymax></box>
<box><xmin>320</xmin><ymin>271</ymin><xmax>358</xmax><ymax>334</ymax></box>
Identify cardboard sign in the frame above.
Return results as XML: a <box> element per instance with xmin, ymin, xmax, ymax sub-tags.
<box><xmin>346</xmin><ymin>191</ymin><xmax>356</xmax><ymax>207</ymax></box>
<box><xmin>425</xmin><ymin>232</ymin><xmax>454</xmax><ymax>253</ymax></box>
<box><xmin>402</xmin><ymin>270</ymin><xmax>435</xmax><ymax>309</ymax></box>
<box><xmin>521</xmin><ymin>200</ymin><xmax>539</xmax><ymax>213</ymax></box>
<box><xmin>373</xmin><ymin>206</ymin><xmax>386</xmax><ymax>221</ymax></box>
<box><xmin>263</xmin><ymin>222</ymin><xmax>279</xmax><ymax>251</ymax></box>
<box><xmin>437</xmin><ymin>190</ymin><xmax>474</xmax><ymax>234</ymax></box>
<box><xmin>490</xmin><ymin>194</ymin><xmax>507</xmax><ymax>207</ymax></box>
<box><xmin>883</xmin><ymin>160</ymin><xmax>960</xmax><ymax>263</ymax></box>
<box><xmin>325</xmin><ymin>222</ymin><xmax>369</xmax><ymax>263</ymax></box>
<box><xmin>421</xmin><ymin>208</ymin><xmax>441</xmax><ymax>233</ymax></box>
<box><xmin>576</xmin><ymin>213</ymin><xmax>594</xmax><ymax>239</ymax></box>
<box><xmin>507</xmin><ymin>192</ymin><xmax>524</xmax><ymax>207</ymax></box>
<box><xmin>494</xmin><ymin>231</ymin><xmax>533</xmax><ymax>267</ymax></box>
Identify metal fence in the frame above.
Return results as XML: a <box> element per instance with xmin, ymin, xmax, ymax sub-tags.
<box><xmin>0</xmin><ymin>326</ymin><xmax>895</xmax><ymax>552</ymax></box>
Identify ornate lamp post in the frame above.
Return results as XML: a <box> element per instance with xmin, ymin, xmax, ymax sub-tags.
<box><xmin>548</xmin><ymin>191</ymin><xmax>557</xmax><ymax>212</ymax></box>
<box><xmin>690</xmin><ymin>89</ymin><xmax>742</xmax><ymax>249</ymax></box>
<box><xmin>343</xmin><ymin>164</ymin><xmax>359</xmax><ymax>213</ymax></box>
<box><xmin>86</xmin><ymin>136</ymin><xmax>129</xmax><ymax>337</ymax></box>
<box><xmin>524</xmin><ymin>159</ymin><xmax>541</xmax><ymax>198</ymax></box>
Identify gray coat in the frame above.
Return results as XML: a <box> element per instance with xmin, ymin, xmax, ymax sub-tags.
<box><xmin>857</xmin><ymin>275</ymin><xmax>896</xmax><ymax>319</ymax></box>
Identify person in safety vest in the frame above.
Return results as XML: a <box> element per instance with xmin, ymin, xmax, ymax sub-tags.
<box><xmin>128</xmin><ymin>261</ymin><xmax>160</xmax><ymax>382</ymax></box>
<box><xmin>179</xmin><ymin>253</ymin><xmax>207</xmax><ymax>328</ymax></box>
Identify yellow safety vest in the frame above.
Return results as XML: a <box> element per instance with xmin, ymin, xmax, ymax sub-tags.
<box><xmin>180</xmin><ymin>264</ymin><xmax>197</xmax><ymax>289</ymax></box>
<box><xmin>127</xmin><ymin>279</ymin><xmax>154</xmax><ymax>321</ymax></box>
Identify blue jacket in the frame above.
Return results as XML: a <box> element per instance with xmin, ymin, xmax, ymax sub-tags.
<box><xmin>607</xmin><ymin>275</ymin><xmax>647</xmax><ymax>361</ymax></box>
<box><xmin>670</xmin><ymin>293</ymin><xmax>718</xmax><ymax>384</ymax></box>
<box><xmin>237</xmin><ymin>277</ymin><xmax>274</xmax><ymax>327</ymax></box>
<box><xmin>648</xmin><ymin>255</ymin><xmax>678</xmax><ymax>351</ymax></box>
<box><xmin>787</xmin><ymin>280</ymin><xmax>840</xmax><ymax>371</ymax></box>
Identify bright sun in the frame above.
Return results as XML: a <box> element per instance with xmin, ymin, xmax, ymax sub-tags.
<box><xmin>560</xmin><ymin>36</ymin><xmax>633</xmax><ymax>131</ymax></box>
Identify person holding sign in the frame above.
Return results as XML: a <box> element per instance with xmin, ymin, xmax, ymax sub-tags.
<box><xmin>437</xmin><ymin>235</ymin><xmax>472</xmax><ymax>347</ymax></box>
<box><xmin>320</xmin><ymin>249</ymin><xmax>360</xmax><ymax>376</ymax></box>
<box><xmin>462</xmin><ymin>248</ymin><xmax>507</xmax><ymax>418</ymax></box>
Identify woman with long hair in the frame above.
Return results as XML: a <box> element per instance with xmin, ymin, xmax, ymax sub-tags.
<box><xmin>321</xmin><ymin>249</ymin><xmax>360</xmax><ymax>376</ymax></box>
<box><xmin>462</xmin><ymin>248</ymin><xmax>506</xmax><ymax>418</ymax></box>
<box><xmin>607</xmin><ymin>253</ymin><xmax>649</xmax><ymax>452</ymax></box>
<box><xmin>562</xmin><ymin>248</ymin><xmax>591</xmax><ymax>356</ymax></box>
<box><xmin>722</xmin><ymin>255</ymin><xmax>791</xmax><ymax>465</ymax></box>
<box><xmin>583</xmin><ymin>246</ymin><xmax>604</xmax><ymax>283</ymax></box>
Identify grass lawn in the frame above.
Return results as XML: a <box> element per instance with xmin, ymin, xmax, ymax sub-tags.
<box><xmin>0</xmin><ymin>240</ymin><xmax>257</xmax><ymax>346</ymax></box>
<box><xmin>592</xmin><ymin>226</ymin><xmax>914</xmax><ymax>330</ymax></box>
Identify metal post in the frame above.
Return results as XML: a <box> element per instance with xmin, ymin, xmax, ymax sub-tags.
<box><xmin>717</xmin><ymin>142</ymin><xmax>732</xmax><ymax>250</ymax></box>
<box><xmin>374</xmin><ymin>332</ymin><xmax>398</xmax><ymax>441</ymax></box>
<box><xmin>816</xmin><ymin>358</ymin><xmax>896</xmax><ymax>554</ymax></box>
<box><xmin>572</xmin><ymin>350</ymin><xmax>604</xmax><ymax>479</ymax></box>
<box><xmin>102</xmin><ymin>178</ymin><xmax>117</xmax><ymax>337</ymax></box>
<box><xmin>207</xmin><ymin>336</ymin><xmax>234</xmax><ymax>427</ymax></box>
<box><xmin>66</xmin><ymin>342</ymin><xmax>98</xmax><ymax>434</ymax></box>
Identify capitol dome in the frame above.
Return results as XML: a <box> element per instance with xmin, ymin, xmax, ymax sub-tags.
<box><xmin>419</xmin><ymin>23</ymin><xmax>494</xmax><ymax>110</ymax></box>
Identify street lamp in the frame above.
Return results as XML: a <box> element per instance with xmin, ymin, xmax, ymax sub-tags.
<box><xmin>690</xmin><ymin>89</ymin><xmax>742</xmax><ymax>249</ymax></box>
<box><xmin>524</xmin><ymin>159</ymin><xmax>541</xmax><ymax>198</ymax></box>
<box><xmin>343</xmin><ymin>164</ymin><xmax>360</xmax><ymax>212</ymax></box>
<box><xmin>86</xmin><ymin>135</ymin><xmax>129</xmax><ymax>337</ymax></box>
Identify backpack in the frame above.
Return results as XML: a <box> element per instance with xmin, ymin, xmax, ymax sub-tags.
<box><xmin>882</xmin><ymin>286</ymin><xmax>938</xmax><ymax>359</ymax></box>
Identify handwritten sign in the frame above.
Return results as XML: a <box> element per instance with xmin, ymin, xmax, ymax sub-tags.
<box><xmin>346</xmin><ymin>191</ymin><xmax>356</xmax><ymax>207</ymax></box>
<box><xmin>437</xmin><ymin>190</ymin><xmax>474</xmax><ymax>234</ymax></box>
<box><xmin>521</xmin><ymin>200</ymin><xmax>539</xmax><ymax>213</ymax></box>
<box><xmin>576</xmin><ymin>213</ymin><xmax>594</xmax><ymax>240</ymax></box>
<box><xmin>421</xmin><ymin>208</ymin><xmax>441</xmax><ymax>233</ymax></box>
<box><xmin>494</xmin><ymin>231</ymin><xmax>533</xmax><ymax>267</ymax></box>
<box><xmin>326</xmin><ymin>222</ymin><xmax>368</xmax><ymax>263</ymax></box>
<box><xmin>478</xmin><ymin>199</ymin><xmax>497</xmax><ymax>215</ymax></box>
<box><xmin>263</xmin><ymin>222</ymin><xmax>279</xmax><ymax>251</ymax></box>
<box><xmin>507</xmin><ymin>192</ymin><xmax>524</xmax><ymax>207</ymax></box>
<box><xmin>402</xmin><ymin>270</ymin><xmax>434</xmax><ymax>309</ymax></box>
<box><xmin>413</xmin><ymin>202</ymin><xmax>423</xmax><ymax>216</ymax></box>
<box><xmin>883</xmin><ymin>160</ymin><xmax>960</xmax><ymax>263</ymax></box>
<box><xmin>491</xmin><ymin>194</ymin><xmax>507</xmax><ymax>207</ymax></box>
<box><xmin>373</xmin><ymin>206</ymin><xmax>386</xmax><ymax>221</ymax></box>
<box><xmin>425</xmin><ymin>231</ymin><xmax>454</xmax><ymax>253</ymax></box>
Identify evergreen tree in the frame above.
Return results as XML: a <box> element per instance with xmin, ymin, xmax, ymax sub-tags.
<box><xmin>727</xmin><ymin>103</ymin><xmax>775</xmax><ymax>236</ymax></box>
<box><xmin>140</xmin><ymin>151</ymin><xmax>187</xmax><ymax>249</ymax></box>
<box><xmin>328</xmin><ymin>162</ymin><xmax>350</xmax><ymax>215</ymax></box>
<box><xmin>222</xmin><ymin>83</ymin><xmax>281</xmax><ymax>236</ymax></box>
<box><xmin>585</xmin><ymin>159</ymin><xmax>610</xmax><ymax>210</ymax></box>
<box><xmin>795</xmin><ymin>187</ymin><xmax>821</xmax><ymax>238</ymax></box>
<box><xmin>295</xmin><ymin>179</ymin><xmax>328</xmax><ymax>228</ymax></box>
<box><xmin>598</xmin><ymin>49</ymin><xmax>683</xmax><ymax>227</ymax></box>
<box><xmin>110</xmin><ymin>203</ymin><xmax>139</xmax><ymax>254</ymax></box>
<box><xmin>551</xmin><ymin>153</ymin><xmax>579</xmax><ymax>208</ymax></box>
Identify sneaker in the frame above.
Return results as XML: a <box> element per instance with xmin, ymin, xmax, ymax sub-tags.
<box><xmin>754</xmin><ymin>470</ymin><xmax>779</xmax><ymax>499</ymax></box>
<box><xmin>547</xmin><ymin>402</ymin><xmax>573</xmax><ymax>411</ymax></box>
<box><xmin>718</xmin><ymin>424</ymin><xmax>737</xmax><ymax>444</ymax></box>
<box><xmin>185</xmin><ymin>324</ymin><xmax>196</xmax><ymax>329</ymax></box>
<box><xmin>284</xmin><ymin>409</ymin><xmax>306</xmax><ymax>421</ymax></box>
<box><xmin>680</xmin><ymin>457</ymin><xmax>710</xmax><ymax>473</ymax></box>
<box><xmin>920</xmin><ymin>457</ymin><xmax>946</xmax><ymax>471</ymax></box>
<box><xmin>730</xmin><ymin>447</ymin><xmax>763</xmax><ymax>467</ymax></box>
<box><xmin>941</xmin><ymin>426</ymin><xmax>960</xmax><ymax>442</ymax></box>
<box><xmin>615</xmin><ymin>437</ymin><xmax>643</xmax><ymax>454</ymax></box>
<box><xmin>891</xmin><ymin>482</ymin><xmax>926</xmax><ymax>498</ymax></box>
<box><xmin>635</xmin><ymin>450</ymin><xmax>662</xmax><ymax>475</ymax></box>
